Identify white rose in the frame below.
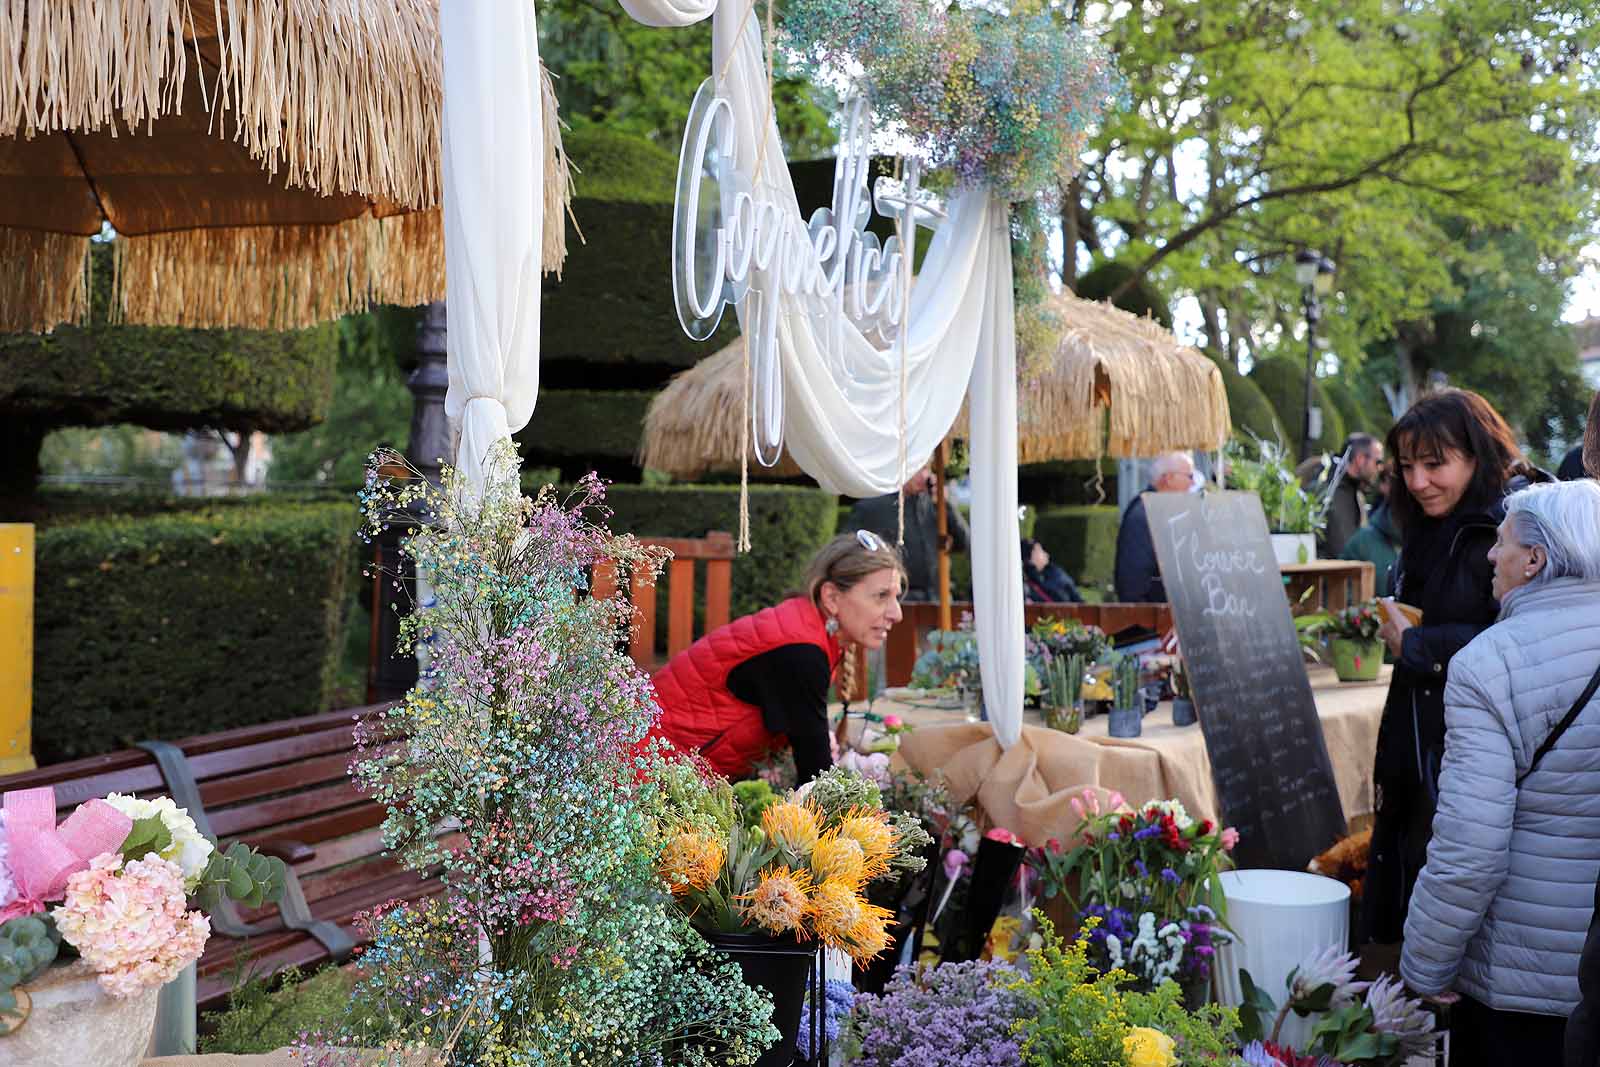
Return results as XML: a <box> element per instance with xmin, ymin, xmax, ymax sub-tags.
<box><xmin>103</xmin><ymin>793</ymin><xmax>214</xmax><ymax>886</ymax></box>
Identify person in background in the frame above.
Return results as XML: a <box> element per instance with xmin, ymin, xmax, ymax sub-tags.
<box><xmin>1560</xmin><ymin>444</ymin><xmax>1588</xmax><ymax>481</ymax></box>
<box><xmin>1342</xmin><ymin>465</ymin><xmax>1403</xmax><ymax>597</ymax></box>
<box><xmin>1322</xmin><ymin>433</ymin><xmax>1385</xmax><ymax>557</ymax></box>
<box><xmin>848</xmin><ymin>465</ymin><xmax>970</xmax><ymax>603</ymax></box>
<box><xmin>1022</xmin><ymin>538</ymin><xmax>1082</xmax><ymax>603</ymax></box>
<box><xmin>1401</xmin><ymin>481</ymin><xmax>1600</xmax><ymax>1066</ymax></box>
<box><xmin>648</xmin><ymin>532</ymin><xmax>905</xmax><ymax>784</ymax></box>
<box><xmin>1363</xmin><ymin>389</ymin><xmax>1550</xmax><ymax>946</ymax></box>
<box><xmin>1565</xmin><ymin>390</ymin><xmax>1600</xmax><ymax>482</ymax></box>
<box><xmin>1113</xmin><ymin>451</ymin><xmax>1195</xmax><ymax>603</ymax></box>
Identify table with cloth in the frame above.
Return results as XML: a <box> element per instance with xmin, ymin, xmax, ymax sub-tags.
<box><xmin>874</xmin><ymin>665</ymin><xmax>1387</xmax><ymax>846</ymax></box>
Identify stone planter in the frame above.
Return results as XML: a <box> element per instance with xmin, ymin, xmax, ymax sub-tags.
<box><xmin>1108</xmin><ymin>704</ymin><xmax>1143</xmax><ymax>738</ymax></box>
<box><xmin>1330</xmin><ymin>638</ymin><xmax>1384</xmax><ymax>682</ymax></box>
<box><xmin>0</xmin><ymin>960</ymin><xmax>159</xmax><ymax>1067</ymax></box>
<box><xmin>1270</xmin><ymin>532</ymin><xmax>1315</xmax><ymax>566</ymax></box>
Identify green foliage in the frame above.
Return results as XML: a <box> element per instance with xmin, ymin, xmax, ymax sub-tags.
<box><xmin>1074</xmin><ymin>0</ymin><xmax>1600</xmax><ymax>373</ymax></box>
<box><xmin>1223</xmin><ymin>438</ymin><xmax>1323</xmax><ymax>536</ymax></box>
<box><xmin>32</xmin><ymin>499</ymin><xmax>355</xmax><ymax>762</ymax></box>
<box><xmin>516</xmin><ymin>389</ymin><xmax>656</xmax><ymax>462</ymax></box>
<box><xmin>1073</xmin><ymin>260</ymin><xmax>1173</xmax><ymax>328</ymax></box>
<box><xmin>563</xmin><ymin>125</ymin><xmax>680</xmax><ymax>204</ymax></box>
<box><xmin>1031</xmin><ymin>506</ymin><xmax>1120</xmax><ymax>593</ymax></box>
<box><xmin>191</xmin><ymin>841</ymin><xmax>289</xmax><ymax>915</ymax></box>
<box><xmin>200</xmin><ymin>965</ymin><xmax>358</xmax><ymax>1055</ymax></box>
<box><xmin>267</xmin><ymin>311</ymin><xmax>416</xmax><ymax>487</ymax></box>
<box><xmin>731</xmin><ymin>779</ymin><xmax>778</xmax><ymax>827</ymax></box>
<box><xmin>1205</xmin><ymin>353</ymin><xmax>1286</xmax><ymax>444</ymax></box>
<box><xmin>597</xmin><ymin>483</ymin><xmax>840</xmax><ymax>620</ymax></box>
<box><xmin>1323</xmin><ymin>377</ymin><xmax>1383</xmax><ymax>439</ymax></box>
<box><xmin>118</xmin><ymin>816</ymin><xmax>174</xmax><ymax>867</ymax></box>
<box><xmin>1122</xmin><ymin>979</ymin><xmax>1241</xmax><ymax>1061</ymax></box>
<box><xmin>1248</xmin><ymin>357</ymin><xmax>1346</xmax><ymax>459</ymax></box>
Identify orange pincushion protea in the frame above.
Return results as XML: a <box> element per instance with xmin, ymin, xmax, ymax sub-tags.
<box><xmin>762</xmin><ymin>801</ymin><xmax>821</xmax><ymax>856</ymax></box>
<box><xmin>740</xmin><ymin>866</ymin><xmax>813</xmax><ymax>935</ymax></box>
<box><xmin>807</xmin><ymin>876</ymin><xmax>895</xmax><ymax>963</ymax></box>
<box><xmin>810</xmin><ymin>830</ymin><xmax>880</xmax><ymax>886</ymax></box>
<box><xmin>834</xmin><ymin>808</ymin><xmax>896</xmax><ymax>869</ymax></box>
<box><xmin>658</xmin><ymin>832</ymin><xmax>724</xmax><ymax>894</ymax></box>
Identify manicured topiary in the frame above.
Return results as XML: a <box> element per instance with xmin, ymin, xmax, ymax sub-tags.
<box><xmin>1032</xmin><ymin>505</ymin><xmax>1120</xmax><ymax>595</ymax></box>
<box><xmin>1203</xmin><ymin>352</ymin><xmax>1285</xmax><ymax>446</ymax></box>
<box><xmin>1073</xmin><ymin>261</ymin><xmax>1173</xmax><ymax>329</ymax></box>
<box><xmin>516</xmin><ymin>389</ymin><xmax>656</xmax><ymax>469</ymax></box>
<box><xmin>32</xmin><ymin>499</ymin><xmax>355</xmax><ymax>763</ymax></box>
<box><xmin>1247</xmin><ymin>357</ymin><xmax>1345</xmax><ymax>459</ymax></box>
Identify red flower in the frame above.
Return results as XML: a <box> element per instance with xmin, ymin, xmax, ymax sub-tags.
<box><xmin>1120</xmin><ymin>814</ymin><xmax>1135</xmax><ymax>833</ymax></box>
<box><xmin>1198</xmin><ymin>819</ymin><xmax>1214</xmax><ymax>836</ymax></box>
<box><xmin>1046</xmin><ymin>837</ymin><xmax>1062</xmax><ymax>854</ymax></box>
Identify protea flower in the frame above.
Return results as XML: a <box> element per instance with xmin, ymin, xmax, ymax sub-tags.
<box><xmin>763</xmin><ymin>801</ymin><xmax>821</xmax><ymax>856</ymax></box>
<box><xmin>810</xmin><ymin>831</ymin><xmax>873</xmax><ymax>886</ymax></box>
<box><xmin>1288</xmin><ymin>943</ymin><xmax>1369</xmax><ymax>1008</ymax></box>
<box><xmin>741</xmin><ymin>866</ymin><xmax>812</xmax><ymax>934</ymax></box>
<box><xmin>657</xmin><ymin>832</ymin><xmax>724</xmax><ymax>894</ymax></box>
<box><xmin>1364</xmin><ymin>974</ymin><xmax>1438</xmax><ymax>1058</ymax></box>
<box><xmin>835</xmin><ymin>808</ymin><xmax>897</xmax><ymax>868</ymax></box>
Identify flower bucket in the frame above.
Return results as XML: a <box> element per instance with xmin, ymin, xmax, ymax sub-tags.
<box><xmin>0</xmin><ymin>960</ymin><xmax>159</xmax><ymax>1067</ymax></box>
<box><xmin>1171</xmin><ymin>697</ymin><xmax>1197</xmax><ymax>727</ymax></box>
<box><xmin>1270</xmin><ymin>532</ymin><xmax>1314</xmax><ymax>566</ymax></box>
<box><xmin>706</xmin><ymin>931</ymin><xmax>817</xmax><ymax>1067</ymax></box>
<box><xmin>1042</xmin><ymin>704</ymin><xmax>1082</xmax><ymax>734</ymax></box>
<box><xmin>1330</xmin><ymin>638</ymin><xmax>1384</xmax><ymax>682</ymax></box>
<box><xmin>1108</xmin><ymin>704</ymin><xmax>1143</xmax><ymax>738</ymax></box>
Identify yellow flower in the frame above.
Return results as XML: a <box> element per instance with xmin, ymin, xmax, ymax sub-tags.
<box><xmin>740</xmin><ymin>866</ymin><xmax>812</xmax><ymax>934</ymax></box>
<box><xmin>809</xmin><ymin>831</ymin><xmax>872</xmax><ymax>886</ymax></box>
<box><xmin>1124</xmin><ymin>1027</ymin><xmax>1177</xmax><ymax>1067</ymax></box>
<box><xmin>844</xmin><ymin>905</ymin><xmax>894</xmax><ymax>964</ymax></box>
<box><xmin>806</xmin><ymin>876</ymin><xmax>866</xmax><ymax>944</ymax></box>
<box><xmin>763</xmin><ymin>801</ymin><xmax>820</xmax><ymax>856</ymax></box>
<box><xmin>658</xmin><ymin>832</ymin><xmax>724</xmax><ymax>894</ymax></box>
<box><xmin>834</xmin><ymin>808</ymin><xmax>895</xmax><ymax>869</ymax></box>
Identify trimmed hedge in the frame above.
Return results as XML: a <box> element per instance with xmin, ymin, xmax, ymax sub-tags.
<box><xmin>1032</xmin><ymin>505</ymin><xmax>1120</xmax><ymax>594</ymax></box>
<box><xmin>1247</xmin><ymin>357</ymin><xmax>1346</xmax><ymax>458</ymax></box>
<box><xmin>1205</xmin><ymin>352</ymin><xmax>1285</xmax><ymax>445</ymax></box>
<box><xmin>33</xmin><ymin>500</ymin><xmax>356</xmax><ymax>763</ymax></box>
<box><xmin>1322</xmin><ymin>377</ymin><xmax>1385</xmax><ymax>439</ymax></box>
<box><xmin>516</xmin><ymin>389</ymin><xmax>655</xmax><ymax>462</ymax></box>
<box><xmin>601</xmin><ymin>484</ymin><xmax>839</xmax><ymax>620</ymax></box>
<box><xmin>1018</xmin><ymin>458</ymin><xmax>1120</xmax><ymax>508</ymax></box>
<box><xmin>1074</xmin><ymin>262</ymin><xmax>1173</xmax><ymax>329</ymax></box>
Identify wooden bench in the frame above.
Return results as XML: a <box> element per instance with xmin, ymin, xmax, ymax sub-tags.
<box><xmin>594</xmin><ymin>530</ymin><xmax>737</xmax><ymax>668</ymax></box>
<box><xmin>0</xmin><ymin>705</ymin><xmax>422</xmax><ymax>1012</ymax></box>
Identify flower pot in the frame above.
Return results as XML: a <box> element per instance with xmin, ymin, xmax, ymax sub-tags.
<box><xmin>1330</xmin><ymin>638</ymin><xmax>1384</xmax><ymax>682</ymax></box>
<box><xmin>1171</xmin><ymin>697</ymin><xmax>1197</xmax><ymax>727</ymax></box>
<box><xmin>1042</xmin><ymin>704</ymin><xmax>1082</xmax><ymax>734</ymax></box>
<box><xmin>1108</xmin><ymin>704</ymin><xmax>1143</xmax><ymax>738</ymax></box>
<box><xmin>0</xmin><ymin>960</ymin><xmax>159</xmax><ymax>1067</ymax></box>
<box><xmin>1270</xmin><ymin>532</ymin><xmax>1314</xmax><ymax>566</ymax></box>
<box><xmin>706</xmin><ymin>931</ymin><xmax>817</xmax><ymax>1067</ymax></box>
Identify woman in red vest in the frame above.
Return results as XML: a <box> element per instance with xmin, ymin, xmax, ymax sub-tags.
<box><xmin>650</xmin><ymin>530</ymin><xmax>906</xmax><ymax>783</ymax></box>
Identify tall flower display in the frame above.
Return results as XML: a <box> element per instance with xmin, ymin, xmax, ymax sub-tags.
<box><xmin>322</xmin><ymin>448</ymin><xmax>776</xmax><ymax>1065</ymax></box>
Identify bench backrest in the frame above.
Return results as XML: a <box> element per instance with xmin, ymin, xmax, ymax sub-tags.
<box><xmin>593</xmin><ymin>531</ymin><xmax>737</xmax><ymax>668</ymax></box>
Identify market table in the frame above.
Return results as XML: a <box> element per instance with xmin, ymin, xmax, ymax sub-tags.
<box><xmin>872</xmin><ymin>664</ymin><xmax>1386</xmax><ymax>847</ymax></box>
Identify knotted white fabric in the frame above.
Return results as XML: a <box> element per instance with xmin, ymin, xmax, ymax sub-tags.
<box><xmin>441</xmin><ymin>1</ymin><xmax>544</xmax><ymax>500</ymax></box>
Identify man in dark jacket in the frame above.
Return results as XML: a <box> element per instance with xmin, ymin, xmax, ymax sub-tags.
<box><xmin>847</xmin><ymin>466</ymin><xmax>970</xmax><ymax>602</ymax></box>
<box><xmin>1315</xmin><ymin>433</ymin><xmax>1384</xmax><ymax>556</ymax></box>
<box><xmin>1113</xmin><ymin>451</ymin><xmax>1194</xmax><ymax>602</ymax></box>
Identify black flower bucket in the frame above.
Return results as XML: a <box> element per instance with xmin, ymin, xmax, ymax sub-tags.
<box><xmin>942</xmin><ymin>836</ymin><xmax>1025</xmax><ymax>964</ymax></box>
<box><xmin>706</xmin><ymin>931</ymin><xmax>821</xmax><ymax>1067</ymax></box>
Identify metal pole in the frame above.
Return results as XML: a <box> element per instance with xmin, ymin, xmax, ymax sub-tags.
<box><xmin>1302</xmin><ymin>289</ymin><xmax>1319</xmax><ymax>459</ymax></box>
<box><xmin>935</xmin><ymin>440</ymin><xmax>952</xmax><ymax>631</ymax></box>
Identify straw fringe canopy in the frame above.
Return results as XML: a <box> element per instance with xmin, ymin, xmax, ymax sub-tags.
<box><xmin>0</xmin><ymin>0</ymin><xmax>572</xmax><ymax>332</ymax></box>
<box><xmin>639</xmin><ymin>291</ymin><xmax>1232</xmax><ymax>479</ymax></box>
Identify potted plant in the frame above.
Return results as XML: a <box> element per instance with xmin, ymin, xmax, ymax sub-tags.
<box><xmin>1224</xmin><ymin>437</ymin><xmax>1323</xmax><ymax>565</ymax></box>
<box><xmin>1317</xmin><ymin>601</ymin><xmax>1386</xmax><ymax>682</ymax></box>
<box><xmin>1171</xmin><ymin>659</ymin><xmax>1197</xmax><ymax>726</ymax></box>
<box><xmin>1041</xmin><ymin>651</ymin><xmax>1086</xmax><ymax>734</ymax></box>
<box><xmin>650</xmin><ymin>762</ymin><xmax>931</xmax><ymax>1066</ymax></box>
<box><xmin>0</xmin><ymin>788</ymin><xmax>285</xmax><ymax>1067</ymax></box>
<box><xmin>1107</xmin><ymin>654</ymin><xmax>1144</xmax><ymax>738</ymax></box>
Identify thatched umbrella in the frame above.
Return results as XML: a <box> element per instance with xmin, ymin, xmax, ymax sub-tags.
<box><xmin>0</xmin><ymin>1</ymin><xmax>566</xmax><ymax>333</ymax></box>
<box><xmin>640</xmin><ymin>289</ymin><xmax>1232</xmax><ymax>476</ymax></box>
<box><xmin>639</xmin><ymin>289</ymin><xmax>1231</xmax><ymax>623</ymax></box>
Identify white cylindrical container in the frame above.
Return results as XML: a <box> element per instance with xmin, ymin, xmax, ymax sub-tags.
<box><xmin>1214</xmin><ymin>869</ymin><xmax>1351</xmax><ymax>1048</ymax></box>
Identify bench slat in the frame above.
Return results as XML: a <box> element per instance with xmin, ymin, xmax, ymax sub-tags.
<box><xmin>210</xmin><ymin>781</ymin><xmax>367</xmax><ymax>839</ymax></box>
<box><xmin>200</xmin><ymin>751</ymin><xmax>355</xmax><ymax>808</ymax></box>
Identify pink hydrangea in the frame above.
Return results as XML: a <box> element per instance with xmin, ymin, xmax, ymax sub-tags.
<box><xmin>53</xmin><ymin>853</ymin><xmax>210</xmax><ymax>997</ymax></box>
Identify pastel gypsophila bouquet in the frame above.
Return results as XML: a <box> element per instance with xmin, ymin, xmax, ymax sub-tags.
<box><xmin>314</xmin><ymin>448</ymin><xmax>777</xmax><ymax>1067</ymax></box>
<box><xmin>0</xmin><ymin>786</ymin><xmax>284</xmax><ymax>1032</ymax></box>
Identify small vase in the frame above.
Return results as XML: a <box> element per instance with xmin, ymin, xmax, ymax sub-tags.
<box><xmin>1330</xmin><ymin>638</ymin><xmax>1384</xmax><ymax>682</ymax></box>
<box><xmin>1171</xmin><ymin>697</ymin><xmax>1197</xmax><ymax>727</ymax></box>
<box><xmin>1107</xmin><ymin>704</ymin><xmax>1143</xmax><ymax>738</ymax></box>
<box><xmin>1043</xmin><ymin>704</ymin><xmax>1082</xmax><ymax>734</ymax></box>
<box><xmin>704</xmin><ymin>931</ymin><xmax>818</xmax><ymax>1067</ymax></box>
<box><xmin>0</xmin><ymin>960</ymin><xmax>160</xmax><ymax>1067</ymax></box>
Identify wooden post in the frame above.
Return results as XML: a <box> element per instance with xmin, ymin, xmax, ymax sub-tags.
<box><xmin>934</xmin><ymin>441</ymin><xmax>952</xmax><ymax>632</ymax></box>
<box><xmin>0</xmin><ymin>524</ymin><xmax>35</xmax><ymax>773</ymax></box>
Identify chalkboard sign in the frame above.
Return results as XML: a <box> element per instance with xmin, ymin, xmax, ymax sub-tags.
<box><xmin>1144</xmin><ymin>490</ymin><xmax>1347</xmax><ymax>871</ymax></box>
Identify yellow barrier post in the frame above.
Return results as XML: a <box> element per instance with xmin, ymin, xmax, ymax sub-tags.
<box><xmin>0</xmin><ymin>524</ymin><xmax>36</xmax><ymax>773</ymax></box>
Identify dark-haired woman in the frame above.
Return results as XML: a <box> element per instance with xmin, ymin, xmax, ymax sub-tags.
<box><xmin>1362</xmin><ymin>389</ymin><xmax>1551</xmax><ymax>944</ymax></box>
<box><xmin>648</xmin><ymin>531</ymin><xmax>905</xmax><ymax>785</ymax></box>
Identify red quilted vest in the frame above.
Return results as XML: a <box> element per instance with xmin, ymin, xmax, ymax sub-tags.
<box><xmin>649</xmin><ymin>596</ymin><xmax>841</xmax><ymax>778</ymax></box>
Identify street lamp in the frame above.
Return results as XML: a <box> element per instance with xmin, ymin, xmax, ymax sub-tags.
<box><xmin>1294</xmin><ymin>250</ymin><xmax>1336</xmax><ymax>458</ymax></box>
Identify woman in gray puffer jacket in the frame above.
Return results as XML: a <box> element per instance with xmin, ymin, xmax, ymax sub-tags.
<box><xmin>1401</xmin><ymin>479</ymin><xmax>1600</xmax><ymax>1066</ymax></box>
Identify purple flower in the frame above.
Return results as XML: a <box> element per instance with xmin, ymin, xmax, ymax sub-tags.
<box><xmin>849</xmin><ymin>960</ymin><xmax>1026</xmax><ymax>1066</ymax></box>
<box><xmin>1133</xmin><ymin>860</ymin><xmax>1148</xmax><ymax>878</ymax></box>
<box><xmin>1159</xmin><ymin>867</ymin><xmax>1180</xmax><ymax>884</ymax></box>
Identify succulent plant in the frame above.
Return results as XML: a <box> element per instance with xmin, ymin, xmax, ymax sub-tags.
<box><xmin>0</xmin><ymin>915</ymin><xmax>62</xmax><ymax>1033</ymax></box>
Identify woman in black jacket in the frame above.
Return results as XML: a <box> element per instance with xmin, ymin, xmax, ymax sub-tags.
<box><xmin>1362</xmin><ymin>388</ymin><xmax>1549</xmax><ymax>945</ymax></box>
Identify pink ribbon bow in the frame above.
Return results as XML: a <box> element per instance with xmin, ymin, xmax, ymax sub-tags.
<box><xmin>1</xmin><ymin>788</ymin><xmax>132</xmax><ymax>920</ymax></box>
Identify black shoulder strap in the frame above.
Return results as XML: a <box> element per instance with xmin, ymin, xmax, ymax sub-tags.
<box><xmin>1517</xmin><ymin>662</ymin><xmax>1600</xmax><ymax>787</ymax></box>
<box><xmin>136</xmin><ymin>740</ymin><xmax>355</xmax><ymax>960</ymax></box>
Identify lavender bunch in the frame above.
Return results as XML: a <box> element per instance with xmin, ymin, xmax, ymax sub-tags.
<box><xmin>846</xmin><ymin>960</ymin><xmax>1027</xmax><ymax>1067</ymax></box>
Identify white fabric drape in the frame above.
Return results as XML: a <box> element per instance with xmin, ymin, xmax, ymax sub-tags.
<box><xmin>441</xmin><ymin>2</ymin><xmax>544</xmax><ymax>498</ymax></box>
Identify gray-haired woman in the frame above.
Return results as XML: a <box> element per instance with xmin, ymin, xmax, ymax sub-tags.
<box><xmin>1401</xmin><ymin>479</ymin><xmax>1600</xmax><ymax>1066</ymax></box>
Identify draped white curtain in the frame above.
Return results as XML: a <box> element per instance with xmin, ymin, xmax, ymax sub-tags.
<box><xmin>440</xmin><ymin>2</ymin><xmax>544</xmax><ymax>498</ymax></box>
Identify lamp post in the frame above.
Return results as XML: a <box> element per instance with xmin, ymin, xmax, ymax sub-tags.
<box><xmin>1294</xmin><ymin>251</ymin><xmax>1336</xmax><ymax>458</ymax></box>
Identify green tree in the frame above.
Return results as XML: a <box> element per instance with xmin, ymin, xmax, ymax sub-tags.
<box><xmin>1065</xmin><ymin>0</ymin><xmax>1599</xmax><ymax>371</ymax></box>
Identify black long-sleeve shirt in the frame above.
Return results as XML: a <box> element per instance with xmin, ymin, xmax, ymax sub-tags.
<box><xmin>726</xmin><ymin>643</ymin><xmax>833</xmax><ymax>784</ymax></box>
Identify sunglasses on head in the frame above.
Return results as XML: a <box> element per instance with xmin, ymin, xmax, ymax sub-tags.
<box><xmin>856</xmin><ymin>529</ymin><xmax>886</xmax><ymax>552</ymax></box>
